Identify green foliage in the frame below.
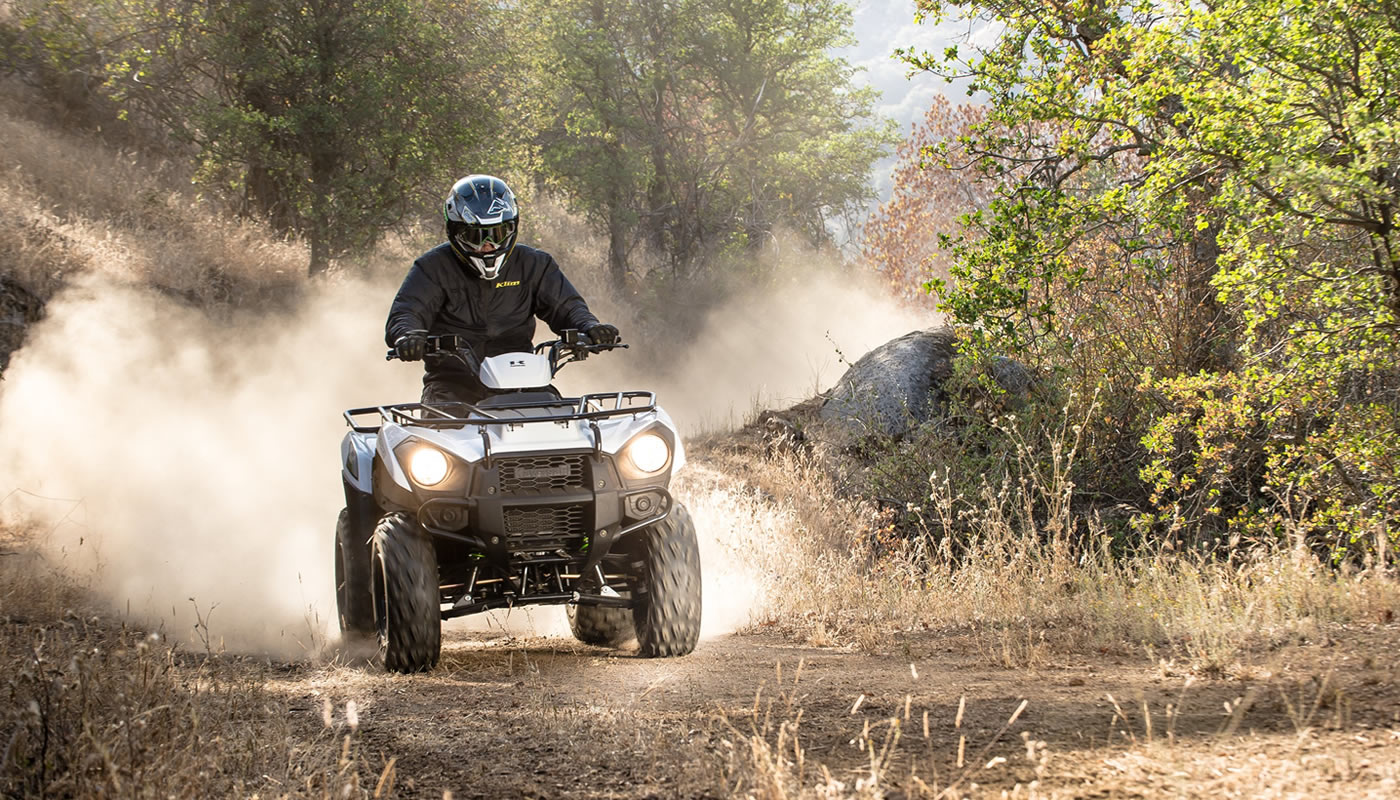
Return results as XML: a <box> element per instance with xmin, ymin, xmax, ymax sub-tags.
<box><xmin>897</xmin><ymin>0</ymin><xmax>1400</xmax><ymax>557</ymax></box>
<box><xmin>8</xmin><ymin>0</ymin><xmax>884</xmax><ymax>283</ymax></box>
<box><xmin>110</xmin><ymin>0</ymin><xmax>514</xmax><ymax>274</ymax></box>
<box><xmin>7</xmin><ymin>0</ymin><xmax>515</xmax><ymax>275</ymax></box>
<box><xmin>1</xmin><ymin>0</ymin><xmax>130</xmax><ymax>126</ymax></box>
<box><xmin>1134</xmin><ymin>0</ymin><xmax>1400</xmax><ymax>556</ymax></box>
<box><xmin>902</xmin><ymin>0</ymin><xmax>1209</xmax><ymax>365</ymax></box>
<box><xmin>524</xmin><ymin>0</ymin><xmax>896</xmax><ymax>286</ymax></box>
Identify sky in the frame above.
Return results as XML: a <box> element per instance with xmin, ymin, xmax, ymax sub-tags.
<box><xmin>832</xmin><ymin>1</ymin><xmax>995</xmax><ymax>204</ymax></box>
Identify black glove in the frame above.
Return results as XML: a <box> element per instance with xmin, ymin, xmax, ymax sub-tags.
<box><xmin>394</xmin><ymin>331</ymin><xmax>428</xmax><ymax>361</ymax></box>
<box><xmin>586</xmin><ymin>323</ymin><xmax>620</xmax><ymax>345</ymax></box>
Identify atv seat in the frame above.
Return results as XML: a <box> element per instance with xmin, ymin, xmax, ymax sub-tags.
<box><xmin>475</xmin><ymin>390</ymin><xmax>577</xmax><ymax>420</ymax></box>
<box><xmin>477</xmin><ymin>390</ymin><xmax>563</xmax><ymax>408</ymax></box>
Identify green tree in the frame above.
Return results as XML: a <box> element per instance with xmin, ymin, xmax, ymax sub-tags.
<box><xmin>901</xmin><ymin>0</ymin><xmax>1230</xmax><ymax>372</ymax></box>
<box><xmin>2</xmin><ymin>0</ymin><xmax>138</xmax><ymax>129</ymax></box>
<box><xmin>113</xmin><ymin>0</ymin><xmax>511</xmax><ymax>274</ymax></box>
<box><xmin>899</xmin><ymin>0</ymin><xmax>1400</xmax><ymax>551</ymax></box>
<box><xmin>524</xmin><ymin>0</ymin><xmax>894</xmax><ymax>288</ymax></box>
<box><xmin>1133</xmin><ymin>0</ymin><xmax>1400</xmax><ymax>549</ymax></box>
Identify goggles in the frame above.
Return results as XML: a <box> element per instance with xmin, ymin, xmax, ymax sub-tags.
<box><xmin>453</xmin><ymin>220</ymin><xmax>517</xmax><ymax>251</ymax></box>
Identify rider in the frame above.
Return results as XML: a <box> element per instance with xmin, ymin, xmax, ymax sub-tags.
<box><xmin>385</xmin><ymin>175</ymin><xmax>620</xmax><ymax>405</ymax></box>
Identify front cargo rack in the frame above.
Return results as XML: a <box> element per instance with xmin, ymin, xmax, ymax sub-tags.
<box><xmin>343</xmin><ymin>391</ymin><xmax>656</xmax><ymax>433</ymax></box>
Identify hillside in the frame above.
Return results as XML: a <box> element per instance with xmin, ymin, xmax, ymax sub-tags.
<box><xmin>3</xmin><ymin>81</ymin><xmax>1400</xmax><ymax>799</ymax></box>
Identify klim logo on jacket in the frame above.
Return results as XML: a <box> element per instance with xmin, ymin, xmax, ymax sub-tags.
<box><xmin>494</xmin><ymin>280</ymin><xmax>521</xmax><ymax>288</ymax></box>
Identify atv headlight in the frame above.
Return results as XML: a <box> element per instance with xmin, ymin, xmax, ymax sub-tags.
<box><xmin>624</xmin><ymin>432</ymin><xmax>671</xmax><ymax>476</ymax></box>
<box><xmin>407</xmin><ymin>445</ymin><xmax>449</xmax><ymax>487</ymax></box>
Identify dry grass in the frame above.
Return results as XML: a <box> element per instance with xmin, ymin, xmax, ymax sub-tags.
<box><xmin>700</xmin><ymin>403</ymin><xmax>1400</xmax><ymax>677</ymax></box>
<box><xmin>719</xmin><ymin>661</ymin><xmax>1050</xmax><ymax>800</ymax></box>
<box><xmin>0</xmin><ymin>527</ymin><xmax>398</xmax><ymax>798</ymax></box>
<box><xmin>0</xmin><ymin>87</ymin><xmax>306</xmax><ymax>308</ymax></box>
<box><xmin>697</xmin><ymin>399</ymin><xmax>1399</xmax><ymax>797</ymax></box>
<box><xmin>0</xmin><ymin>82</ymin><xmax>404</xmax><ymax>796</ymax></box>
<box><xmin>720</xmin><ymin>659</ymin><xmax>1400</xmax><ymax>800</ymax></box>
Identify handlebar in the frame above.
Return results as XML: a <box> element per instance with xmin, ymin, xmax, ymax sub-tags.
<box><xmin>387</xmin><ymin>330</ymin><xmax>625</xmax><ymax>377</ymax></box>
<box><xmin>385</xmin><ymin>333</ymin><xmax>471</xmax><ymax>362</ymax></box>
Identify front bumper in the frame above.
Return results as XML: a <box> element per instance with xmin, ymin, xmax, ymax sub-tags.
<box><xmin>375</xmin><ymin>447</ymin><xmax>673</xmax><ymax>562</ymax></box>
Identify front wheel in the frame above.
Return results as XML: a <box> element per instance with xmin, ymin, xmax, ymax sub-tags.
<box><xmin>629</xmin><ymin>502</ymin><xmax>702</xmax><ymax>657</ymax></box>
<box><xmin>335</xmin><ymin>508</ymin><xmax>376</xmax><ymax>640</ymax></box>
<box><xmin>370</xmin><ymin>512</ymin><xmax>441</xmax><ymax>672</ymax></box>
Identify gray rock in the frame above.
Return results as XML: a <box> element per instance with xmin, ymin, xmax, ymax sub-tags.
<box><xmin>0</xmin><ymin>277</ymin><xmax>44</xmax><ymax>374</ymax></box>
<box><xmin>989</xmin><ymin>356</ymin><xmax>1033</xmax><ymax>404</ymax></box>
<box><xmin>818</xmin><ymin>327</ymin><xmax>957</xmax><ymax>439</ymax></box>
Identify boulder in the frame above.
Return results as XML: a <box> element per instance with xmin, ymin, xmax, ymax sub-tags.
<box><xmin>988</xmin><ymin>356</ymin><xmax>1034</xmax><ymax>401</ymax></box>
<box><xmin>818</xmin><ymin>327</ymin><xmax>957</xmax><ymax>439</ymax></box>
<box><xmin>0</xmin><ymin>277</ymin><xmax>44</xmax><ymax>374</ymax></box>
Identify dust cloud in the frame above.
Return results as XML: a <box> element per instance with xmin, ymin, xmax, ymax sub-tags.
<box><xmin>557</xmin><ymin>267</ymin><xmax>936</xmax><ymax>435</ymax></box>
<box><xmin>0</xmin><ymin>257</ymin><xmax>934</xmax><ymax>654</ymax></box>
<box><xmin>0</xmin><ymin>274</ymin><xmax>411</xmax><ymax>656</ymax></box>
<box><xmin>560</xmin><ymin>259</ymin><xmax>938</xmax><ymax>637</ymax></box>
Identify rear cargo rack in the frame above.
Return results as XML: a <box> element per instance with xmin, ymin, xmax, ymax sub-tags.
<box><xmin>343</xmin><ymin>391</ymin><xmax>656</xmax><ymax>433</ymax></box>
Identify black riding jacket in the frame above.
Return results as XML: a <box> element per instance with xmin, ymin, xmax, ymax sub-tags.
<box><xmin>385</xmin><ymin>243</ymin><xmax>600</xmax><ymax>388</ymax></box>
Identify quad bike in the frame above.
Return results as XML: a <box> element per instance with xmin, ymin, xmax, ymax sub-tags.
<box><xmin>335</xmin><ymin>331</ymin><xmax>702</xmax><ymax>672</ymax></box>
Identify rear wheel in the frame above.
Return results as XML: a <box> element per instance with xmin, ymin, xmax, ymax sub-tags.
<box><xmin>370</xmin><ymin>512</ymin><xmax>441</xmax><ymax>672</ymax></box>
<box><xmin>567</xmin><ymin>603</ymin><xmax>635</xmax><ymax>647</ymax></box>
<box><xmin>335</xmin><ymin>508</ymin><xmax>376</xmax><ymax>640</ymax></box>
<box><xmin>630</xmin><ymin>502</ymin><xmax>702</xmax><ymax>657</ymax></box>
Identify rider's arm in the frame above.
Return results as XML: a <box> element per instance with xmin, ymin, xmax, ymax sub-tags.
<box><xmin>385</xmin><ymin>261</ymin><xmax>446</xmax><ymax>346</ymax></box>
<box><xmin>532</xmin><ymin>254</ymin><xmax>600</xmax><ymax>334</ymax></box>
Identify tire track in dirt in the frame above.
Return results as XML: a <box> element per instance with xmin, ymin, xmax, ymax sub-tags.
<box><xmin>264</xmin><ymin>623</ymin><xmax>1400</xmax><ymax>799</ymax></box>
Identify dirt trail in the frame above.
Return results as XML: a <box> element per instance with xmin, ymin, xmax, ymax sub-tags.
<box><xmin>265</xmin><ymin>623</ymin><xmax>1400</xmax><ymax>799</ymax></box>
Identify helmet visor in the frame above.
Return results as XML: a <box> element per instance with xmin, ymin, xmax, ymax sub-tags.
<box><xmin>453</xmin><ymin>220</ymin><xmax>517</xmax><ymax>252</ymax></box>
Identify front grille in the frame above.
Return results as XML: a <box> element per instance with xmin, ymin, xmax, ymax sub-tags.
<box><xmin>497</xmin><ymin>454</ymin><xmax>588</xmax><ymax>494</ymax></box>
<box><xmin>503</xmin><ymin>504</ymin><xmax>589</xmax><ymax>551</ymax></box>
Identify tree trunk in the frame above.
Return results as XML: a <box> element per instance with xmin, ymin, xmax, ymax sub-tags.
<box><xmin>607</xmin><ymin>211</ymin><xmax>628</xmax><ymax>292</ymax></box>
<box><xmin>309</xmin><ymin>231</ymin><xmax>330</xmax><ymax>276</ymax></box>
<box><xmin>307</xmin><ymin>167</ymin><xmax>333</xmax><ymax>276</ymax></box>
<box><xmin>1182</xmin><ymin>184</ymin><xmax>1232</xmax><ymax>373</ymax></box>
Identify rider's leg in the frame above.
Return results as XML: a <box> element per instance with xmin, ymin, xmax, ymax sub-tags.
<box><xmin>421</xmin><ymin>380</ymin><xmax>488</xmax><ymax>407</ymax></box>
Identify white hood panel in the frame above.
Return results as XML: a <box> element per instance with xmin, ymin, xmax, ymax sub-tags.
<box><xmin>479</xmin><ymin>353</ymin><xmax>552</xmax><ymax>390</ymax></box>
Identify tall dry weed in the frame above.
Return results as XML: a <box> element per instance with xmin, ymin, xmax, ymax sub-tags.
<box><xmin>730</xmin><ymin>400</ymin><xmax>1400</xmax><ymax>674</ymax></box>
<box><xmin>0</xmin><ymin>530</ymin><xmax>394</xmax><ymax>798</ymax></box>
<box><xmin>0</xmin><ymin>103</ymin><xmax>304</xmax><ymax>307</ymax></box>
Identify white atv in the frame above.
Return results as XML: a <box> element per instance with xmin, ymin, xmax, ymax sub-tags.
<box><xmin>335</xmin><ymin>331</ymin><xmax>702</xmax><ymax>672</ymax></box>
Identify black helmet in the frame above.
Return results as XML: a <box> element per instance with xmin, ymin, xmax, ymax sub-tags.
<box><xmin>444</xmin><ymin>175</ymin><xmax>519</xmax><ymax>280</ymax></box>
